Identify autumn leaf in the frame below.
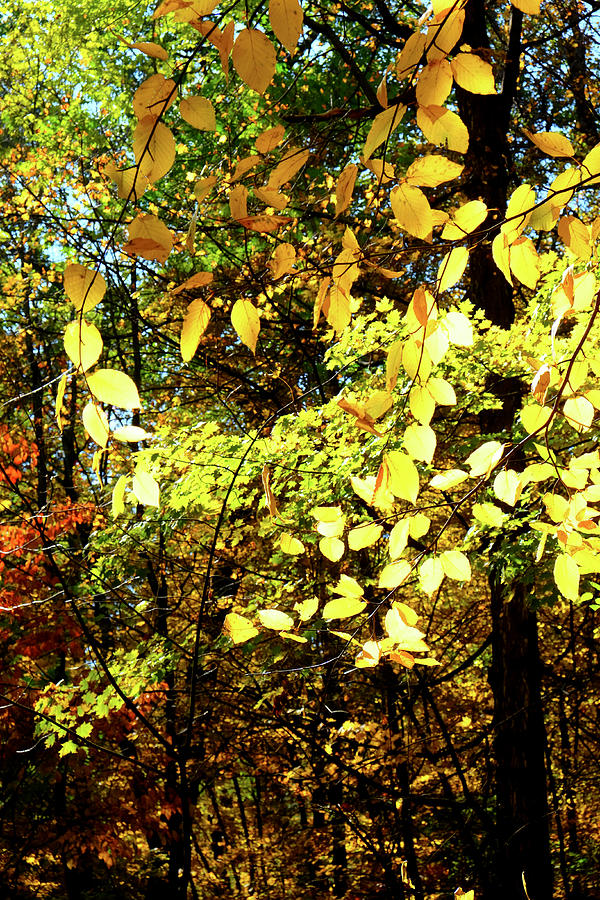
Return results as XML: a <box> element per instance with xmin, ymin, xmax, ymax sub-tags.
<box><xmin>231</xmin><ymin>299</ymin><xmax>260</xmax><ymax>352</ymax></box>
<box><xmin>232</xmin><ymin>28</ymin><xmax>277</xmax><ymax>94</ymax></box>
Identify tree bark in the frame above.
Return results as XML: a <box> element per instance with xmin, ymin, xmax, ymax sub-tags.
<box><xmin>456</xmin><ymin>3</ymin><xmax>553</xmax><ymax>896</ymax></box>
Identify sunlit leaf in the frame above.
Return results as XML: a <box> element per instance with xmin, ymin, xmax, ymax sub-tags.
<box><xmin>269</xmin><ymin>0</ymin><xmax>304</xmax><ymax>52</ymax></box>
<box><xmin>232</xmin><ymin>28</ymin><xmax>277</xmax><ymax>94</ymax></box>
<box><xmin>451</xmin><ymin>53</ymin><xmax>495</xmax><ymax>94</ymax></box>
<box><xmin>223</xmin><ymin>612</ymin><xmax>259</xmax><ymax>644</ymax></box>
<box><xmin>554</xmin><ymin>553</ymin><xmax>579</xmax><ymax>600</ymax></box>
<box><xmin>280</xmin><ymin>532</ymin><xmax>305</xmax><ymax>555</ymax></box>
<box><xmin>322</xmin><ymin>595</ymin><xmax>366</xmax><ymax>619</ymax></box>
<box><xmin>231</xmin><ymin>299</ymin><xmax>260</xmax><ymax>352</ymax></box>
<box><xmin>181</xmin><ymin>299</ymin><xmax>211</xmax><ymax>362</ymax></box>
<box><xmin>64</xmin><ymin>264</ymin><xmax>106</xmax><ymax>312</ymax></box>
<box><xmin>64</xmin><ymin>320</ymin><xmax>103</xmax><ymax>371</ymax></box>
<box><xmin>258</xmin><ymin>608</ymin><xmax>294</xmax><ymax>630</ymax></box>
<box><xmin>440</xmin><ymin>550</ymin><xmax>471</xmax><ymax>581</ymax></box>
<box><xmin>87</xmin><ymin>369</ymin><xmax>141</xmax><ymax>410</ymax></box>
<box><xmin>132</xmin><ymin>470</ymin><xmax>160</xmax><ymax>506</ymax></box>
<box><xmin>180</xmin><ymin>96</ymin><xmax>216</xmax><ymax>130</ymax></box>
<box><xmin>82</xmin><ymin>402</ymin><xmax>109</xmax><ymax>447</ymax></box>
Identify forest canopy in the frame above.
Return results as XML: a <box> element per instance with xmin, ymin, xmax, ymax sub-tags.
<box><xmin>1</xmin><ymin>0</ymin><xmax>600</xmax><ymax>898</ymax></box>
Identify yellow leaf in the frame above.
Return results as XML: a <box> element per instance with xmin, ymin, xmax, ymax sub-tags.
<box><xmin>473</xmin><ymin>502</ymin><xmax>507</xmax><ymax>527</ymax></box>
<box><xmin>404</xmin><ymin>423</ymin><xmax>436</xmax><ymax>463</ymax></box>
<box><xmin>429</xmin><ymin>469</ymin><xmax>468</xmax><ymax>489</ymax></box>
<box><xmin>231</xmin><ymin>154</ymin><xmax>261</xmax><ymax>181</ymax></box>
<box><xmin>451</xmin><ymin>53</ymin><xmax>496</xmax><ymax>94</ymax></box>
<box><xmin>335</xmin><ymin>163</ymin><xmax>358</xmax><ymax>214</ymax></box>
<box><xmin>410</xmin><ymin>513</ymin><xmax>431</xmax><ymax>539</ymax></box>
<box><xmin>171</xmin><ymin>271</ymin><xmax>214</xmax><ymax>296</ymax></box>
<box><xmin>280</xmin><ymin>532</ymin><xmax>305</xmax><ymax>555</ymax></box>
<box><xmin>444</xmin><ymin>310</ymin><xmax>473</xmax><ymax>346</ymax></box>
<box><xmin>509</xmin><ymin>236</ymin><xmax>540</xmax><ymax>289</ymax></box>
<box><xmin>389</xmin><ymin>519</ymin><xmax>410</xmax><ymax>559</ymax></box>
<box><xmin>255</xmin><ymin>124</ymin><xmax>286</xmax><ymax>153</ymax></box>
<box><xmin>348</xmin><ymin>522</ymin><xmax>383</xmax><ymax>550</ymax></box>
<box><xmin>400</xmin><ymin>339</ymin><xmax>432</xmax><ymax>382</ymax></box>
<box><xmin>396</xmin><ymin>31</ymin><xmax>427</xmax><ymax>77</ymax></box>
<box><xmin>386</xmin><ymin>450</ymin><xmax>420</xmax><ymax>503</ymax></box>
<box><xmin>379</xmin><ymin>560</ymin><xmax>412</xmax><ymax>590</ymax></box>
<box><xmin>258</xmin><ymin>608</ymin><xmax>294</xmax><ymax>630</ymax></box>
<box><xmin>520</xmin><ymin>404</ymin><xmax>553</xmax><ymax>434</ymax></box>
<box><xmin>323</xmin><ymin>594</ymin><xmax>365</xmax><ymax>619</ymax></box>
<box><xmin>493</xmin><ymin>469</ymin><xmax>522</xmax><ymax>506</ymax></box>
<box><xmin>440</xmin><ymin>549</ymin><xmax>471</xmax><ymax>581</ymax></box>
<box><xmin>132</xmin><ymin>469</ymin><xmax>160</xmax><ymax>506</ymax></box>
<box><xmin>294</xmin><ymin>596</ymin><xmax>318</xmax><ymax>621</ymax></box>
<box><xmin>409</xmin><ymin>385</ymin><xmax>435</xmax><ymax>424</ymax></box>
<box><xmin>319</xmin><ymin>536</ymin><xmax>345</xmax><ymax>562</ymax></box>
<box><xmin>524</xmin><ymin>129</ymin><xmax>574</xmax><ymax>158</ymax></box>
<box><xmin>362</xmin><ymin>104</ymin><xmax>406</xmax><ymax>161</ymax></box>
<box><xmin>194</xmin><ymin>175</ymin><xmax>218</xmax><ymax>202</ymax></box>
<box><xmin>133</xmin><ymin>117</ymin><xmax>176</xmax><ymax>183</ymax></box>
<box><xmin>465</xmin><ymin>441</ymin><xmax>504</xmax><ymax>477</ymax></box>
<box><xmin>502</xmin><ymin>184</ymin><xmax>535</xmax><ymax>242</ymax></box>
<box><xmin>229</xmin><ymin>184</ymin><xmax>249</xmax><ymax>220</ymax></box>
<box><xmin>112</xmin><ymin>475</ymin><xmax>127</xmax><ymax>518</ymax></box>
<box><xmin>417</xmin><ymin>105</ymin><xmax>469</xmax><ymax>153</ymax></box>
<box><xmin>181</xmin><ymin>299</ymin><xmax>211</xmax><ymax>362</ymax></box>
<box><xmin>254</xmin><ymin>187</ymin><xmax>289</xmax><ymax>210</ymax></box>
<box><xmin>385</xmin><ymin>607</ymin><xmax>428</xmax><ymax>649</ymax></box>
<box><xmin>103</xmin><ymin>162</ymin><xmax>148</xmax><ymax>201</ymax></box>
<box><xmin>267</xmin><ymin>147</ymin><xmax>310</xmax><ymax>190</ymax></box>
<box><xmin>56</xmin><ymin>372</ymin><xmax>67</xmax><ymax>432</ymax></box>
<box><xmin>511</xmin><ymin>0</ymin><xmax>540</xmax><ymax>11</ymax></box>
<box><xmin>231</xmin><ymin>299</ymin><xmax>260</xmax><ymax>352</ymax></box>
<box><xmin>132</xmin><ymin>74</ymin><xmax>176</xmax><ymax>119</ymax></box>
<box><xmin>82</xmin><ymin>402</ymin><xmax>109</xmax><ymax>447</ymax></box>
<box><xmin>270</xmin><ymin>242</ymin><xmax>296</xmax><ymax>278</ymax></box>
<box><xmin>314</xmin><ymin>506</ymin><xmax>345</xmax><ymax>536</ymax></box>
<box><xmin>332</xmin><ymin>574</ymin><xmax>364</xmax><ymax>598</ymax></box>
<box><xmin>581</xmin><ymin>142</ymin><xmax>600</xmax><ymax>186</ymax></box>
<box><xmin>87</xmin><ymin>369</ymin><xmax>141</xmax><ymax>410</ymax></box>
<box><xmin>442</xmin><ymin>200</ymin><xmax>487</xmax><ymax>239</ymax></box>
<box><xmin>123</xmin><ymin>214</ymin><xmax>173</xmax><ymax>263</ymax></box>
<box><xmin>238</xmin><ymin>214</ymin><xmax>292</xmax><ymax>233</ymax></box>
<box><xmin>180</xmin><ymin>96</ymin><xmax>216</xmax><ymax>130</ymax></box>
<box><xmin>391</xmin><ymin>183</ymin><xmax>432</xmax><ymax>241</ymax></box>
<box><xmin>554</xmin><ymin>553</ymin><xmax>579</xmax><ymax>600</ymax></box>
<box><xmin>416</xmin><ymin>59</ymin><xmax>453</xmax><ymax>107</ymax></box>
<box><xmin>428</xmin><ymin>377</ymin><xmax>456</xmax><ymax>406</ymax></box>
<box><xmin>130</xmin><ymin>40</ymin><xmax>168</xmax><ymax>60</ymax></box>
<box><xmin>223</xmin><ymin>612</ymin><xmax>259</xmax><ymax>644</ymax></box>
<box><xmin>355</xmin><ymin>640</ymin><xmax>381</xmax><ymax>667</ymax></box>
<box><xmin>419</xmin><ymin>557</ymin><xmax>444</xmax><ymax>594</ymax></box>
<box><xmin>558</xmin><ymin>216</ymin><xmax>592</xmax><ymax>260</ymax></box>
<box><xmin>64</xmin><ymin>320</ymin><xmax>103</xmax><ymax>372</ymax></box>
<box><xmin>64</xmin><ymin>264</ymin><xmax>106</xmax><ymax>312</ymax></box>
<box><xmin>425</xmin><ymin>7</ymin><xmax>464</xmax><ymax>61</ymax></box>
<box><xmin>325</xmin><ymin>285</ymin><xmax>351</xmax><ymax>335</ymax></box>
<box><xmin>564</xmin><ymin>396</ymin><xmax>594</xmax><ymax>432</ymax></box>
<box><xmin>112</xmin><ymin>425</ymin><xmax>152</xmax><ymax>442</ymax></box>
<box><xmin>437</xmin><ymin>246</ymin><xmax>468</xmax><ymax>292</ymax></box>
<box><xmin>269</xmin><ymin>0</ymin><xmax>304</xmax><ymax>52</ymax></box>
<box><xmin>492</xmin><ymin>232</ymin><xmax>512</xmax><ymax>284</ymax></box>
<box><xmin>232</xmin><ymin>28</ymin><xmax>277</xmax><ymax>94</ymax></box>
<box><xmin>405</xmin><ymin>154</ymin><xmax>464</xmax><ymax>188</ymax></box>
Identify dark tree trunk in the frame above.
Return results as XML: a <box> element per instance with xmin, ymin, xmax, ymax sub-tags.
<box><xmin>456</xmin><ymin>3</ymin><xmax>553</xmax><ymax>896</ymax></box>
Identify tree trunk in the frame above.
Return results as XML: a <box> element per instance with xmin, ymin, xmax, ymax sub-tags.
<box><xmin>456</xmin><ymin>3</ymin><xmax>553</xmax><ymax>895</ymax></box>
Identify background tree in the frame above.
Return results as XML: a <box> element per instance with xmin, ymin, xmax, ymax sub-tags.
<box><xmin>1</xmin><ymin>1</ymin><xmax>600</xmax><ymax>899</ymax></box>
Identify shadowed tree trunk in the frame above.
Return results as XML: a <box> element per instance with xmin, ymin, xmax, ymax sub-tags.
<box><xmin>456</xmin><ymin>2</ymin><xmax>553</xmax><ymax>897</ymax></box>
